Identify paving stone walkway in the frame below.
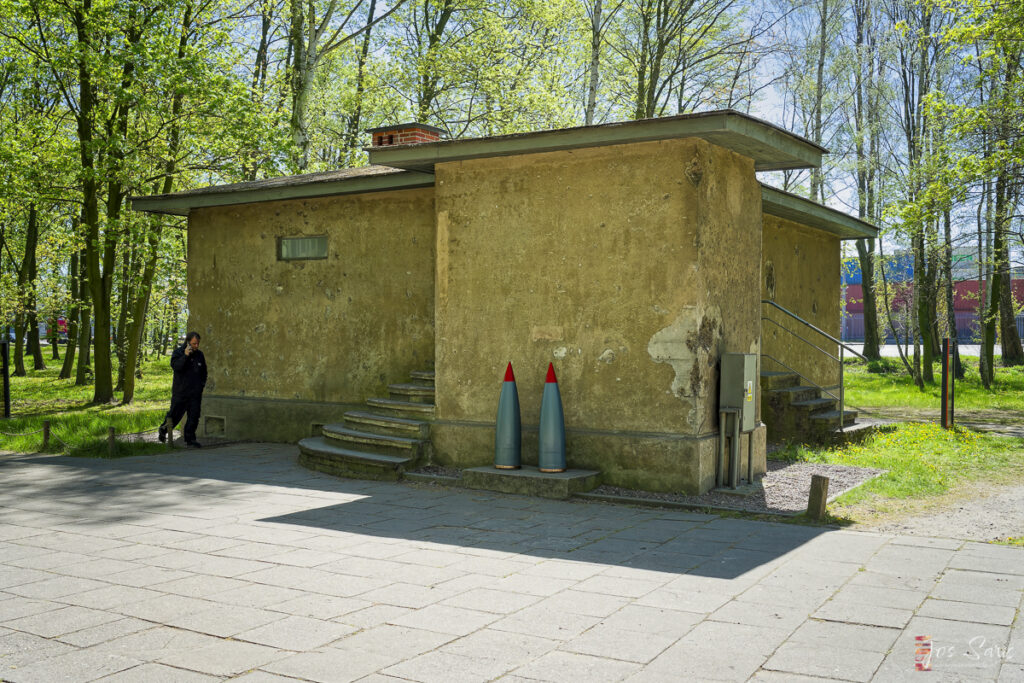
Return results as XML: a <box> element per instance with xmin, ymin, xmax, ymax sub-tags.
<box><xmin>1</xmin><ymin>444</ymin><xmax>1022</xmax><ymax>682</ymax></box>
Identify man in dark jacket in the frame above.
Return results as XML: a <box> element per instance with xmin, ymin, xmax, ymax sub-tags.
<box><xmin>158</xmin><ymin>331</ymin><xmax>208</xmax><ymax>447</ymax></box>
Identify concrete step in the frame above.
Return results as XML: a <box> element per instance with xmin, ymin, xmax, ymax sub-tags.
<box><xmin>321</xmin><ymin>424</ymin><xmax>423</xmax><ymax>458</ymax></box>
<box><xmin>790</xmin><ymin>397</ymin><xmax>837</xmax><ymax>414</ymax></box>
<box><xmin>827</xmin><ymin>420</ymin><xmax>886</xmax><ymax>446</ymax></box>
<box><xmin>769</xmin><ymin>385</ymin><xmax>820</xmax><ymax>404</ymax></box>
<box><xmin>344</xmin><ymin>411</ymin><xmax>429</xmax><ymax>438</ymax></box>
<box><xmin>366</xmin><ymin>397</ymin><xmax>436</xmax><ymax>418</ymax></box>
<box><xmin>387</xmin><ymin>383</ymin><xmax>435</xmax><ymax>404</ymax></box>
<box><xmin>297</xmin><ymin>437</ymin><xmax>413</xmax><ymax>481</ymax></box>
<box><xmin>409</xmin><ymin>370</ymin><xmax>435</xmax><ymax>386</ymax></box>
<box><xmin>810</xmin><ymin>409</ymin><xmax>858</xmax><ymax>430</ymax></box>
<box><xmin>760</xmin><ymin>371</ymin><xmax>800</xmax><ymax>390</ymax></box>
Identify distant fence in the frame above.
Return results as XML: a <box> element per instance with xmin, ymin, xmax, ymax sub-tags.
<box><xmin>841</xmin><ymin>312</ymin><xmax>1023</xmax><ymax>343</ymax></box>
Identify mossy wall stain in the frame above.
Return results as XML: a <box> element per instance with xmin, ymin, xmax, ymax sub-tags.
<box><xmin>187</xmin><ymin>188</ymin><xmax>435</xmax><ymax>405</ymax></box>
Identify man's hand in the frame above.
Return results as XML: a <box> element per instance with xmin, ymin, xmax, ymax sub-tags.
<box><xmin>184</xmin><ymin>346</ymin><xmax>192</xmax><ymax>356</ymax></box>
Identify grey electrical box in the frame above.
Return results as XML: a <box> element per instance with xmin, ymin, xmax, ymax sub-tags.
<box><xmin>720</xmin><ymin>353</ymin><xmax>756</xmax><ymax>432</ymax></box>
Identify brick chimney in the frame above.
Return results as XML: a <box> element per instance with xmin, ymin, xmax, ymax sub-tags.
<box><xmin>366</xmin><ymin>122</ymin><xmax>445</xmax><ymax>147</ymax></box>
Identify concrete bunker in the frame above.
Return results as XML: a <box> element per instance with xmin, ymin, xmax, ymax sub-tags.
<box><xmin>133</xmin><ymin>111</ymin><xmax>877</xmax><ymax>494</ymax></box>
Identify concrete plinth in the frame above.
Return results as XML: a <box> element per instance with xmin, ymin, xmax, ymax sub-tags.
<box><xmin>462</xmin><ymin>465</ymin><xmax>601</xmax><ymax>499</ymax></box>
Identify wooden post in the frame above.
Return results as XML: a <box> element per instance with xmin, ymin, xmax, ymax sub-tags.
<box><xmin>167</xmin><ymin>425</ymin><xmax>174</xmax><ymax>450</ymax></box>
<box><xmin>107</xmin><ymin>427</ymin><xmax>116</xmax><ymax>457</ymax></box>
<box><xmin>42</xmin><ymin>420</ymin><xmax>50</xmax><ymax>449</ymax></box>
<box><xmin>807</xmin><ymin>474</ymin><xmax>829</xmax><ymax>520</ymax></box>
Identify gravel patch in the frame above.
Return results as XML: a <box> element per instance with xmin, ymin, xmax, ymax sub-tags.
<box><xmin>411</xmin><ymin>464</ymin><xmax>462</xmax><ymax>479</ymax></box>
<box><xmin>592</xmin><ymin>460</ymin><xmax>885</xmax><ymax>515</ymax></box>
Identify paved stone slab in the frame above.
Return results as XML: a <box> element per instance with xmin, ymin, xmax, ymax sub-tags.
<box><xmin>511</xmin><ymin>650</ymin><xmax>643</xmax><ymax>682</ymax></box>
<box><xmin>234</xmin><ymin>614</ymin><xmax>357</xmax><ymax>649</ymax></box>
<box><xmin>788</xmin><ymin>619</ymin><xmax>902</xmax><ymax>653</ymax></box>
<box><xmin>763</xmin><ymin>641</ymin><xmax>884</xmax><ymax>681</ymax></box>
<box><xmin>917</xmin><ymin>598</ymin><xmax>1018</xmax><ymax>626</ymax></box>
<box><xmin>3</xmin><ymin>605</ymin><xmax>120</xmax><ymax>638</ymax></box>
<box><xmin>3</xmin><ymin>445</ymin><xmax>1024</xmax><ymax>682</ymax></box>
<box><xmin>94</xmin><ymin>662</ymin><xmax>220</xmax><ymax>682</ymax></box>
<box><xmin>813</xmin><ymin>599</ymin><xmax>914</xmax><ymax>628</ymax></box>
<box><xmin>3</xmin><ymin>648</ymin><xmax>140</xmax><ymax>683</ymax></box>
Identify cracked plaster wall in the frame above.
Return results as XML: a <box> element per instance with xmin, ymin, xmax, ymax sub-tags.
<box><xmin>434</xmin><ymin>138</ymin><xmax>761</xmax><ymax>443</ymax></box>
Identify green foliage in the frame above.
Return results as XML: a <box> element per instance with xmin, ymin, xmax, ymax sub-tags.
<box><xmin>865</xmin><ymin>358</ymin><xmax>901</xmax><ymax>374</ymax></box>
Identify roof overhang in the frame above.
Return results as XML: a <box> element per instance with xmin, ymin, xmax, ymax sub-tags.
<box><xmin>131</xmin><ymin>168</ymin><xmax>435</xmax><ymax>217</ymax></box>
<box><xmin>367</xmin><ymin>110</ymin><xmax>825</xmax><ymax>173</ymax></box>
<box><xmin>761</xmin><ymin>184</ymin><xmax>878</xmax><ymax>240</ymax></box>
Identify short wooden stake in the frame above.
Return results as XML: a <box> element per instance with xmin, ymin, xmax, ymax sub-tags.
<box><xmin>42</xmin><ymin>420</ymin><xmax>50</xmax><ymax>449</ymax></box>
<box><xmin>807</xmin><ymin>474</ymin><xmax>829</xmax><ymax>520</ymax></box>
<box><xmin>107</xmin><ymin>426</ymin><xmax>116</xmax><ymax>457</ymax></box>
<box><xmin>167</xmin><ymin>425</ymin><xmax>174</xmax><ymax>449</ymax></box>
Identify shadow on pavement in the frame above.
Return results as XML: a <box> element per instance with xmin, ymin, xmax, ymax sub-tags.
<box><xmin>0</xmin><ymin>445</ymin><xmax>836</xmax><ymax>580</ymax></box>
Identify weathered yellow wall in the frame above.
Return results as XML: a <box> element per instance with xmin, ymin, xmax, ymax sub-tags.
<box><xmin>761</xmin><ymin>214</ymin><xmax>841</xmax><ymax>386</ymax></box>
<box><xmin>187</xmin><ymin>188</ymin><xmax>435</xmax><ymax>439</ymax></box>
<box><xmin>433</xmin><ymin>138</ymin><xmax>764</xmax><ymax>492</ymax></box>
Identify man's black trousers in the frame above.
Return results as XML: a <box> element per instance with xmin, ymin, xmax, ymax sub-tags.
<box><xmin>164</xmin><ymin>394</ymin><xmax>202</xmax><ymax>443</ymax></box>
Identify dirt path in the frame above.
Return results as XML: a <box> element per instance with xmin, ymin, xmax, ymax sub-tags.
<box><xmin>861</xmin><ymin>407</ymin><xmax>1024</xmax><ymax>438</ymax></box>
<box><xmin>852</xmin><ymin>480</ymin><xmax>1024</xmax><ymax>542</ymax></box>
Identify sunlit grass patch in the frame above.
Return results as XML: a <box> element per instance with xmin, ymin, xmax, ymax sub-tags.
<box><xmin>844</xmin><ymin>356</ymin><xmax>1024</xmax><ymax>413</ymax></box>
<box><xmin>0</xmin><ymin>356</ymin><xmax>173</xmax><ymax>457</ymax></box>
<box><xmin>775</xmin><ymin>423</ymin><xmax>1024</xmax><ymax>509</ymax></box>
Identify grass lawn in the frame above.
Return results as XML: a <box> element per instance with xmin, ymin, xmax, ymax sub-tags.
<box><xmin>0</xmin><ymin>354</ymin><xmax>174</xmax><ymax>458</ymax></box>
<box><xmin>844</xmin><ymin>355</ymin><xmax>1024</xmax><ymax>414</ymax></box>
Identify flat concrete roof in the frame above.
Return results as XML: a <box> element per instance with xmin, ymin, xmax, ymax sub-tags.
<box><xmin>760</xmin><ymin>184</ymin><xmax>878</xmax><ymax>240</ymax></box>
<box><xmin>367</xmin><ymin>110</ymin><xmax>826</xmax><ymax>173</ymax></box>
<box><xmin>131</xmin><ymin>166</ymin><xmax>435</xmax><ymax>216</ymax></box>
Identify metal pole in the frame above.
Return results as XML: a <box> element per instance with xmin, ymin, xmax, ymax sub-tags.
<box><xmin>1</xmin><ymin>341</ymin><xmax>9</xmax><ymax>418</ymax></box>
<box><xmin>839</xmin><ymin>344</ymin><xmax>844</xmax><ymax>431</ymax></box>
<box><xmin>941</xmin><ymin>338</ymin><xmax>950</xmax><ymax>429</ymax></box>
<box><xmin>949</xmin><ymin>340</ymin><xmax>956</xmax><ymax>428</ymax></box>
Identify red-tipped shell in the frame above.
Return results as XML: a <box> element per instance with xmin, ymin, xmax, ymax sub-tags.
<box><xmin>504</xmin><ymin>362</ymin><xmax>515</xmax><ymax>382</ymax></box>
<box><xmin>546</xmin><ymin>363</ymin><xmax>557</xmax><ymax>383</ymax></box>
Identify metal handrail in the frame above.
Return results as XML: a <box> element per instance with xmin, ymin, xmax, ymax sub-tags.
<box><xmin>762</xmin><ymin>317</ymin><xmax>841</xmax><ymax>363</ymax></box>
<box><xmin>762</xmin><ymin>299</ymin><xmax>867</xmax><ymax>362</ymax></box>
<box><xmin>761</xmin><ymin>299</ymin><xmax>866</xmax><ymax>430</ymax></box>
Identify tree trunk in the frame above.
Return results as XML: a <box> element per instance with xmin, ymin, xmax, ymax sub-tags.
<box><xmin>75</xmin><ymin>257</ymin><xmax>93</xmax><ymax>386</ymax></box>
<box><xmin>585</xmin><ymin>0</ymin><xmax>603</xmax><ymax>125</ymax></box>
<box><xmin>12</xmin><ymin>315</ymin><xmax>26</xmax><ymax>376</ymax></box>
<box><xmin>121</xmin><ymin>224</ymin><xmax>161</xmax><ymax>404</ymax></box>
<box><xmin>809</xmin><ymin>0</ymin><xmax>829</xmax><ymax>202</ymax></box>
<box><xmin>49</xmin><ymin>318</ymin><xmax>60</xmax><ymax>360</ymax></box>
<box><xmin>982</xmin><ymin>175</ymin><xmax>1002</xmax><ymax>386</ymax></box>
<box><xmin>856</xmin><ymin>239</ymin><xmax>881</xmax><ymax>360</ymax></box>
<box><xmin>994</xmin><ymin>170</ymin><xmax>1021</xmax><ymax>366</ymax></box>
<box><xmin>942</xmin><ymin>208</ymin><xmax>963</xmax><ymax>378</ymax></box>
<box><xmin>59</xmin><ymin>249</ymin><xmax>81</xmax><ymax>379</ymax></box>
<box><xmin>114</xmin><ymin>245</ymin><xmax>132</xmax><ymax>392</ymax></box>
<box><xmin>288</xmin><ymin>0</ymin><xmax>312</xmax><ymax>171</ymax></box>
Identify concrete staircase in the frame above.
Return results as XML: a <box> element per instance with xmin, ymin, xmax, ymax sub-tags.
<box><xmin>298</xmin><ymin>369</ymin><xmax>434</xmax><ymax>480</ymax></box>
<box><xmin>761</xmin><ymin>371</ymin><xmax>874</xmax><ymax>445</ymax></box>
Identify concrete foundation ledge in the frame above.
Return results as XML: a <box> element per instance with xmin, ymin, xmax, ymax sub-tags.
<box><xmin>462</xmin><ymin>465</ymin><xmax>601</xmax><ymax>499</ymax></box>
<box><xmin>202</xmin><ymin>395</ymin><xmax>364</xmax><ymax>443</ymax></box>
